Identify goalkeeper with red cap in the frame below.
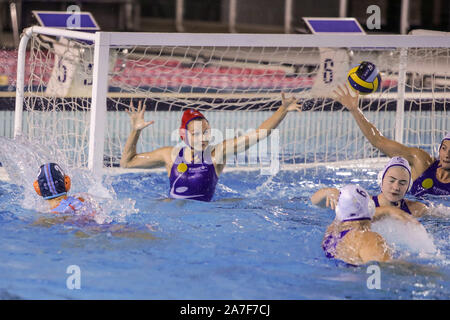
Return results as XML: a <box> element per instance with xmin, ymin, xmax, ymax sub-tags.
<box><xmin>120</xmin><ymin>95</ymin><xmax>300</xmax><ymax>201</ymax></box>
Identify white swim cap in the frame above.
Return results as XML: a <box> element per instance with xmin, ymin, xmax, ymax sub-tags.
<box><xmin>439</xmin><ymin>132</ymin><xmax>450</xmax><ymax>151</ymax></box>
<box><xmin>377</xmin><ymin>156</ymin><xmax>412</xmax><ymax>192</ymax></box>
<box><xmin>335</xmin><ymin>184</ymin><xmax>375</xmax><ymax>222</ymax></box>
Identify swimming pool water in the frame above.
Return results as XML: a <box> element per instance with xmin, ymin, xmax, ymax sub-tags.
<box><xmin>0</xmin><ymin>166</ymin><xmax>449</xmax><ymax>299</ymax></box>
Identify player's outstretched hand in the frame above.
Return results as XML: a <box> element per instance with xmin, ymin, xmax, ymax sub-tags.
<box><xmin>126</xmin><ymin>100</ymin><xmax>154</xmax><ymax>131</ymax></box>
<box><xmin>281</xmin><ymin>92</ymin><xmax>302</xmax><ymax>112</ymax></box>
<box><xmin>325</xmin><ymin>190</ymin><xmax>338</xmax><ymax>210</ymax></box>
<box><xmin>333</xmin><ymin>84</ymin><xmax>359</xmax><ymax>112</ymax></box>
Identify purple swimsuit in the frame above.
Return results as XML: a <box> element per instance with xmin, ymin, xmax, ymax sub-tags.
<box><xmin>169</xmin><ymin>147</ymin><xmax>218</xmax><ymax>202</ymax></box>
<box><xmin>372</xmin><ymin>195</ymin><xmax>412</xmax><ymax>215</ymax></box>
<box><xmin>410</xmin><ymin>160</ymin><xmax>450</xmax><ymax>197</ymax></box>
<box><xmin>322</xmin><ymin>229</ymin><xmax>351</xmax><ymax>259</ymax></box>
<box><xmin>52</xmin><ymin>196</ymin><xmax>84</xmax><ymax>214</ymax></box>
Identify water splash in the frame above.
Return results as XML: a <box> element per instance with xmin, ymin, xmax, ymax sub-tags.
<box><xmin>426</xmin><ymin>202</ymin><xmax>450</xmax><ymax>218</ymax></box>
<box><xmin>0</xmin><ymin>135</ymin><xmax>137</xmax><ymax>223</ymax></box>
<box><xmin>251</xmin><ymin>174</ymin><xmax>275</xmax><ymax>196</ymax></box>
<box><xmin>372</xmin><ymin>218</ymin><xmax>438</xmax><ymax>258</ymax></box>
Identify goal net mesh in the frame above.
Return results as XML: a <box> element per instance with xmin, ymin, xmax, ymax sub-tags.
<box><xmin>21</xmin><ymin>33</ymin><xmax>449</xmax><ymax>169</ymax></box>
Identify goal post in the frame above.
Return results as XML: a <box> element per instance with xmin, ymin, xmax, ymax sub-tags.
<box><xmin>88</xmin><ymin>31</ymin><xmax>110</xmax><ymax>176</ymax></box>
<box><xmin>14</xmin><ymin>26</ymin><xmax>450</xmax><ymax>176</ymax></box>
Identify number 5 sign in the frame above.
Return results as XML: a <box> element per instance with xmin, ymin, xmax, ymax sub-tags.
<box><xmin>45</xmin><ymin>37</ymin><xmax>80</xmax><ymax>97</ymax></box>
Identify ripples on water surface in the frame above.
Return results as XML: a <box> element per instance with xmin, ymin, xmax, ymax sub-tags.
<box><xmin>0</xmin><ymin>148</ymin><xmax>448</xmax><ymax>299</ymax></box>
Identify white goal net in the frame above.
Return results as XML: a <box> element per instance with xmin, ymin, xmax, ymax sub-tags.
<box><xmin>14</xmin><ymin>28</ymin><xmax>450</xmax><ymax>173</ymax></box>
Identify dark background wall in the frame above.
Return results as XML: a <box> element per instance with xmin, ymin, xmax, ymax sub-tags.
<box><xmin>0</xmin><ymin>0</ymin><xmax>448</xmax><ymax>37</ymax></box>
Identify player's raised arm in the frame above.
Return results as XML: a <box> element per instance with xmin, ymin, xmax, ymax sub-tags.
<box><xmin>332</xmin><ymin>84</ymin><xmax>433</xmax><ymax>179</ymax></box>
<box><xmin>120</xmin><ymin>100</ymin><xmax>172</xmax><ymax>169</ymax></box>
<box><xmin>212</xmin><ymin>93</ymin><xmax>299</xmax><ymax>170</ymax></box>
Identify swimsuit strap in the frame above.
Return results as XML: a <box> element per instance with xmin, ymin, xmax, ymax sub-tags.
<box><xmin>339</xmin><ymin>229</ymin><xmax>351</xmax><ymax>238</ymax></box>
<box><xmin>372</xmin><ymin>195</ymin><xmax>380</xmax><ymax>207</ymax></box>
<box><xmin>399</xmin><ymin>199</ymin><xmax>412</xmax><ymax>215</ymax></box>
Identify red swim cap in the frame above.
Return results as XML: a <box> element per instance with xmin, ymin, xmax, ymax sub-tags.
<box><xmin>179</xmin><ymin>109</ymin><xmax>206</xmax><ymax>143</ymax></box>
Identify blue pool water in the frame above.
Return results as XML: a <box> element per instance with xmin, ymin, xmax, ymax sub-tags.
<box><xmin>0</xmin><ymin>166</ymin><xmax>449</xmax><ymax>300</ymax></box>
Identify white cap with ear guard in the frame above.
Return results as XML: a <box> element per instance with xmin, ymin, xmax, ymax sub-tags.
<box><xmin>439</xmin><ymin>132</ymin><xmax>450</xmax><ymax>152</ymax></box>
<box><xmin>335</xmin><ymin>184</ymin><xmax>375</xmax><ymax>222</ymax></box>
<box><xmin>377</xmin><ymin>156</ymin><xmax>412</xmax><ymax>192</ymax></box>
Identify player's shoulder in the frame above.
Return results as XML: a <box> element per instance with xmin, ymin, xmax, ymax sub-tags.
<box><xmin>163</xmin><ymin>145</ymin><xmax>177</xmax><ymax>157</ymax></box>
<box><xmin>404</xmin><ymin>198</ymin><xmax>425</xmax><ymax>207</ymax></box>
<box><xmin>405</xmin><ymin>199</ymin><xmax>428</xmax><ymax>217</ymax></box>
<box><xmin>160</xmin><ymin>146</ymin><xmax>175</xmax><ymax>152</ymax></box>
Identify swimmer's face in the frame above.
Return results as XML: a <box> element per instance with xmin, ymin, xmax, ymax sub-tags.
<box><xmin>187</xmin><ymin>119</ymin><xmax>211</xmax><ymax>151</ymax></box>
<box><xmin>381</xmin><ymin>166</ymin><xmax>410</xmax><ymax>202</ymax></box>
<box><xmin>439</xmin><ymin>140</ymin><xmax>450</xmax><ymax>169</ymax></box>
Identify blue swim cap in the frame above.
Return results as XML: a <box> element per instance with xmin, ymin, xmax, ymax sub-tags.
<box><xmin>35</xmin><ymin>163</ymin><xmax>68</xmax><ymax>200</ymax></box>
